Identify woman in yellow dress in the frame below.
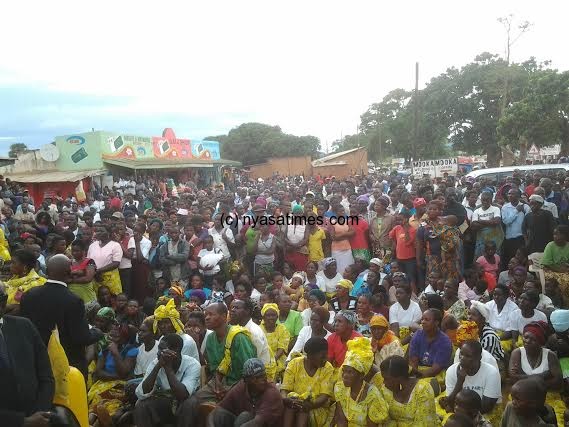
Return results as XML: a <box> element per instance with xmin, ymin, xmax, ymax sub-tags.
<box><xmin>281</xmin><ymin>337</ymin><xmax>335</xmax><ymax>427</ymax></box>
<box><xmin>88</xmin><ymin>322</ymin><xmax>137</xmax><ymax>426</ymax></box>
<box><xmin>260</xmin><ymin>303</ymin><xmax>290</xmax><ymax>380</ymax></box>
<box><xmin>380</xmin><ymin>355</ymin><xmax>439</xmax><ymax>427</ymax></box>
<box><xmin>5</xmin><ymin>249</ymin><xmax>46</xmax><ymax>315</ymax></box>
<box><xmin>333</xmin><ymin>337</ymin><xmax>388</xmax><ymax>426</ymax></box>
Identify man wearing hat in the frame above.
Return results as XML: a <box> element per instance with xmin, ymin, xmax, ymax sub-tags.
<box><xmin>523</xmin><ymin>194</ymin><xmax>555</xmax><ymax>254</ymax></box>
<box><xmin>207</xmin><ymin>358</ymin><xmax>284</xmax><ymax>427</ymax></box>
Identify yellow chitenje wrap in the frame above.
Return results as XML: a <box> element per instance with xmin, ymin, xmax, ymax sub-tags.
<box><xmin>217</xmin><ymin>325</ymin><xmax>252</xmax><ymax>376</ymax></box>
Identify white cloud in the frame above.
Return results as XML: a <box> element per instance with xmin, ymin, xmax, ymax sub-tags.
<box><xmin>1</xmin><ymin>0</ymin><xmax>567</xmax><ymax>144</ymax></box>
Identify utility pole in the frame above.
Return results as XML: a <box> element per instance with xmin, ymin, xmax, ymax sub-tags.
<box><xmin>412</xmin><ymin>62</ymin><xmax>419</xmax><ymax>162</ymax></box>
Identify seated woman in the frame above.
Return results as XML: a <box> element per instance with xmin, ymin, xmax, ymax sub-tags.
<box><xmin>443</xmin><ymin>280</ymin><xmax>467</xmax><ymax>322</ymax></box>
<box><xmin>330</xmin><ymin>279</ymin><xmax>358</xmax><ymax>312</ymax></box>
<box><xmin>523</xmin><ymin>281</ymin><xmax>555</xmax><ymax>315</ymax></box>
<box><xmin>260</xmin><ymin>303</ymin><xmax>290</xmax><ymax>381</ymax></box>
<box><xmin>545</xmin><ymin>278</ymin><xmax>566</xmax><ymax>309</ymax></box>
<box><xmin>484</xmin><ymin>284</ymin><xmax>519</xmax><ymax>353</ymax></box>
<box><xmin>509</xmin><ymin>321</ymin><xmax>564</xmax><ymax>425</ymax></box>
<box><xmin>355</xmin><ymin>294</ymin><xmax>375</xmax><ymax>337</ymax></box>
<box><xmin>88</xmin><ymin>322</ymin><xmax>138</xmax><ymax>426</ymax></box>
<box><xmin>380</xmin><ymin>355</ymin><xmax>438</xmax><ymax>427</ymax></box>
<box><xmin>409</xmin><ymin>308</ymin><xmax>452</xmax><ymax>386</ymax></box>
<box><xmin>541</xmin><ymin>225</ymin><xmax>569</xmax><ymax>299</ymax></box>
<box><xmin>327</xmin><ymin>310</ymin><xmax>362</xmax><ymax>369</ymax></box>
<box><xmin>389</xmin><ymin>282</ymin><xmax>422</xmax><ymax>346</ymax></box>
<box><xmin>69</xmin><ymin>239</ymin><xmax>98</xmax><ymax>304</ymax></box>
<box><xmin>419</xmin><ymin>292</ymin><xmax>459</xmax><ymax>344</ymax></box>
<box><xmin>4</xmin><ymin>248</ymin><xmax>46</xmax><ymax>315</ymax></box>
<box><xmin>548</xmin><ymin>309</ymin><xmax>569</xmax><ymax>389</ymax></box>
<box><xmin>370</xmin><ymin>315</ymin><xmax>404</xmax><ymax>368</ymax></box>
<box><xmin>287</xmin><ymin>306</ymin><xmax>331</xmax><ymax>361</ymax></box>
<box><xmin>281</xmin><ymin>337</ymin><xmax>335</xmax><ymax>427</ymax></box>
<box><xmin>300</xmin><ymin>289</ymin><xmax>335</xmax><ymax>330</ymax></box>
<box><xmin>333</xmin><ymin>338</ymin><xmax>388</xmax><ymax>426</ymax></box>
<box><xmin>506</xmin><ymin>291</ymin><xmax>547</xmax><ymax>349</ymax></box>
<box><xmin>467</xmin><ymin>301</ymin><xmax>504</xmax><ymax>362</ymax></box>
<box><xmin>498</xmin><ymin>257</ymin><xmax>520</xmax><ymax>287</ymax></box>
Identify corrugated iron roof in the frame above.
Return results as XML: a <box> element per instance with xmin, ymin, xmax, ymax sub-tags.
<box><xmin>9</xmin><ymin>169</ymin><xmax>107</xmax><ymax>183</ymax></box>
<box><xmin>312</xmin><ymin>147</ymin><xmax>365</xmax><ymax>166</ymax></box>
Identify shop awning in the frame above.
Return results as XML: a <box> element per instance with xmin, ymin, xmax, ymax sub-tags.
<box><xmin>9</xmin><ymin>169</ymin><xmax>107</xmax><ymax>183</ymax></box>
<box><xmin>104</xmin><ymin>158</ymin><xmax>241</xmax><ymax>170</ymax></box>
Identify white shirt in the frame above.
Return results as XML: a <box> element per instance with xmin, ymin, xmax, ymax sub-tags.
<box><xmin>485</xmin><ymin>299</ymin><xmax>518</xmax><ymax>332</ymax></box>
<box><xmin>244</xmin><ymin>318</ymin><xmax>273</xmax><ymax>366</ymax></box>
<box><xmin>316</xmin><ymin>271</ymin><xmax>343</xmax><ymax>294</ymax></box>
<box><xmin>454</xmin><ymin>348</ymin><xmax>498</xmax><ymax>370</ymax></box>
<box><xmin>543</xmin><ymin>201</ymin><xmax>559</xmax><ymax>219</ymax></box>
<box><xmin>537</xmin><ymin>294</ymin><xmax>554</xmax><ymax>312</ymax></box>
<box><xmin>472</xmin><ymin>205</ymin><xmax>501</xmax><ymax>223</ymax></box>
<box><xmin>134</xmin><ymin>341</ymin><xmax>159</xmax><ymax>376</ymax></box>
<box><xmin>287</xmin><ymin>325</ymin><xmax>331</xmax><ymax>361</ymax></box>
<box><xmin>128</xmin><ymin>236</ymin><xmax>151</xmax><ymax>260</ymax></box>
<box><xmin>301</xmin><ymin>308</ymin><xmax>336</xmax><ymax>327</ymax></box>
<box><xmin>508</xmin><ymin>308</ymin><xmax>548</xmax><ymax>333</ymax></box>
<box><xmin>135</xmin><ymin>355</ymin><xmax>201</xmax><ymax>400</ymax></box>
<box><xmin>208</xmin><ymin>227</ymin><xmax>234</xmax><ymax>260</ymax></box>
<box><xmin>389</xmin><ymin>301</ymin><xmax>422</xmax><ymax>327</ymax></box>
<box><xmin>446</xmin><ymin>361</ymin><xmax>502</xmax><ymax>403</ymax></box>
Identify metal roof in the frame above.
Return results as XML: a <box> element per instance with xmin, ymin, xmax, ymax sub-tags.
<box><xmin>103</xmin><ymin>158</ymin><xmax>241</xmax><ymax>170</ymax></box>
<box><xmin>312</xmin><ymin>147</ymin><xmax>365</xmax><ymax>166</ymax></box>
<box><xmin>9</xmin><ymin>169</ymin><xmax>107</xmax><ymax>183</ymax></box>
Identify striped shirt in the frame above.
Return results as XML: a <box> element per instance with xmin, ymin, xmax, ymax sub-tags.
<box><xmin>481</xmin><ymin>325</ymin><xmax>504</xmax><ymax>361</ymax></box>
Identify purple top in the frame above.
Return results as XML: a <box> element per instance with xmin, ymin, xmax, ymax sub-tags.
<box><xmin>409</xmin><ymin>329</ymin><xmax>452</xmax><ymax>368</ymax></box>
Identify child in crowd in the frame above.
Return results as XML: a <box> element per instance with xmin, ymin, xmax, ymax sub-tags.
<box><xmin>284</xmin><ymin>271</ymin><xmax>305</xmax><ymax>302</ymax></box>
<box><xmin>476</xmin><ymin>241</ymin><xmax>500</xmax><ymax>279</ymax></box>
<box><xmin>154</xmin><ymin>277</ymin><xmax>169</xmax><ymax>299</ymax></box>
<box><xmin>114</xmin><ymin>293</ymin><xmax>129</xmax><ymax>318</ymax></box>
<box><xmin>453</xmin><ymin>389</ymin><xmax>492</xmax><ymax>427</ymax></box>
<box><xmin>197</xmin><ymin>235</ymin><xmax>223</xmax><ymax>287</ymax></box>
<box><xmin>501</xmin><ymin>378</ymin><xmax>556</xmax><ymax>426</ymax></box>
<box><xmin>184</xmin><ymin>273</ymin><xmax>212</xmax><ymax>300</ymax></box>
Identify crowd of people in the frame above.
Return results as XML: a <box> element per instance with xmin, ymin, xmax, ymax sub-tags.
<box><xmin>1</xmin><ymin>167</ymin><xmax>569</xmax><ymax>427</ymax></box>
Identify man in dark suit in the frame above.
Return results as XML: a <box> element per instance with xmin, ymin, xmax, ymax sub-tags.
<box><xmin>21</xmin><ymin>254</ymin><xmax>102</xmax><ymax>377</ymax></box>
<box><xmin>0</xmin><ymin>282</ymin><xmax>55</xmax><ymax>427</ymax></box>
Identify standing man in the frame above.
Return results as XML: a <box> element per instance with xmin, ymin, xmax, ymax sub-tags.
<box><xmin>501</xmin><ymin>188</ymin><xmax>530</xmax><ymax>270</ymax></box>
<box><xmin>159</xmin><ymin>226</ymin><xmax>190</xmax><ymax>287</ymax></box>
<box><xmin>0</xmin><ymin>283</ymin><xmax>55</xmax><ymax>427</ymax></box>
<box><xmin>20</xmin><ymin>254</ymin><xmax>102</xmax><ymax>377</ymax></box>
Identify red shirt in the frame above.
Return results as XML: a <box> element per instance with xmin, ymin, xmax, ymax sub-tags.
<box><xmin>525</xmin><ymin>184</ymin><xmax>536</xmax><ymax>197</ymax></box>
<box><xmin>389</xmin><ymin>225</ymin><xmax>417</xmax><ymax>260</ymax></box>
<box><xmin>349</xmin><ymin>217</ymin><xmax>369</xmax><ymax>250</ymax></box>
<box><xmin>327</xmin><ymin>330</ymin><xmax>363</xmax><ymax>367</ymax></box>
<box><xmin>483</xmin><ymin>271</ymin><xmax>497</xmax><ymax>292</ymax></box>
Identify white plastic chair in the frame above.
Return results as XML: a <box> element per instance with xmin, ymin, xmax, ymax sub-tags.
<box><xmin>528</xmin><ymin>252</ymin><xmax>545</xmax><ymax>294</ymax></box>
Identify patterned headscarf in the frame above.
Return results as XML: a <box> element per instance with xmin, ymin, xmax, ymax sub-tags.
<box><xmin>456</xmin><ymin>320</ymin><xmax>479</xmax><ymax>347</ymax></box>
<box><xmin>153</xmin><ymin>299</ymin><xmax>185</xmax><ymax>334</ymax></box>
<box><xmin>261</xmin><ymin>303</ymin><xmax>279</xmax><ymax>317</ymax></box>
<box><xmin>343</xmin><ymin>337</ymin><xmax>374</xmax><ymax>374</ymax></box>
<box><xmin>97</xmin><ymin>307</ymin><xmax>116</xmax><ymax>321</ymax></box>
<box><xmin>243</xmin><ymin>358</ymin><xmax>266</xmax><ymax>378</ymax></box>
<box><xmin>169</xmin><ymin>285</ymin><xmax>184</xmax><ymax>298</ymax></box>
<box><xmin>337</xmin><ymin>310</ymin><xmax>357</xmax><ymax>326</ymax></box>
<box><xmin>229</xmin><ymin>260</ymin><xmax>244</xmax><ymax>275</ymax></box>
<box><xmin>324</xmin><ymin>257</ymin><xmax>337</xmax><ymax>269</ymax></box>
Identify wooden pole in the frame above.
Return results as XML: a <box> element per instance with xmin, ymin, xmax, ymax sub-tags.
<box><xmin>413</xmin><ymin>62</ymin><xmax>419</xmax><ymax>162</ymax></box>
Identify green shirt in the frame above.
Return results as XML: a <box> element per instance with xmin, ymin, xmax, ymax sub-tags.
<box><xmin>542</xmin><ymin>241</ymin><xmax>569</xmax><ymax>267</ymax></box>
<box><xmin>279</xmin><ymin>310</ymin><xmax>303</xmax><ymax>338</ymax></box>
<box><xmin>205</xmin><ymin>327</ymin><xmax>257</xmax><ymax>386</ymax></box>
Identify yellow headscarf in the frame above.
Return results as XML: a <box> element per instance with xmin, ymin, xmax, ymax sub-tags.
<box><xmin>369</xmin><ymin>315</ymin><xmax>398</xmax><ymax>352</ymax></box>
<box><xmin>229</xmin><ymin>260</ymin><xmax>243</xmax><ymax>275</ymax></box>
<box><xmin>153</xmin><ymin>299</ymin><xmax>185</xmax><ymax>334</ymax></box>
<box><xmin>336</xmin><ymin>279</ymin><xmax>353</xmax><ymax>291</ymax></box>
<box><xmin>456</xmin><ymin>320</ymin><xmax>479</xmax><ymax>347</ymax></box>
<box><xmin>261</xmin><ymin>303</ymin><xmax>279</xmax><ymax>317</ymax></box>
<box><xmin>343</xmin><ymin>337</ymin><xmax>374</xmax><ymax>374</ymax></box>
<box><xmin>369</xmin><ymin>314</ymin><xmax>389</xmax><ymax>328</ymax></box>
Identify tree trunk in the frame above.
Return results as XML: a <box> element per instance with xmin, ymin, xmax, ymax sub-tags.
<box><xmin>486</xmin><ymin>143</ymin><xmax>502</xmax><ymax>167</ymax></box>
<box><xmin>517</xmin><ymin>136</ymin><xmax>528</xmax><ymax>166</ymax></box>
<box><xmin>560</xmin><ymin>117</ymin><xmax>569</xmax><ymax>157</ymax></box>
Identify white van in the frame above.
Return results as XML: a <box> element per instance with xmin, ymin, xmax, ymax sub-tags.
<box><xmin>465</xmin><ymin>164</ymin><xmax>569</xmax><ymax>182</ymax></box>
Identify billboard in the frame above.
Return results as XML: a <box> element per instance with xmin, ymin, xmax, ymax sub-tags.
<box><xmin>412</xmin><ymin>158</ymin><xmax>458</xmax><ymax>178</ymax></box>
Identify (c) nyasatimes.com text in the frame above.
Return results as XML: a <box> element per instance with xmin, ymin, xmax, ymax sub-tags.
<box><xmin>220</xmin><ymin>214</ymin><xmax>360</xmax><ymax>228</ymax></box>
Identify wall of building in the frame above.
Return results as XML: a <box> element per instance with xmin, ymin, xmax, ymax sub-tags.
<box><xmin>248</xmin><ymin>156</ymin><xmax>312</xmax><ymax>179</ymax></box>
<box><xmin>0</xmin><ymin>150</ymin><xmax>58</xmax><ymax>175</ymax></box>
<box><xmin>313</xmin><ymin>148</ymin><xmax>368</xmax><ymax>178</ymax></box>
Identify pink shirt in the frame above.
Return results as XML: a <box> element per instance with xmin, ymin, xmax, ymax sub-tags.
<box><xmin>476</xmin><ymin>255</ymin><xmax>500</xmax><ymax>278</ymax></box>
<box><xmin>87</xmin><ymin>241</ymin><xmax>123</xmax><ymax>269</ymax></box>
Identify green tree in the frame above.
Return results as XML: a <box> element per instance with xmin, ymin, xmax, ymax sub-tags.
<box><xmin>498</xmin><ymin>67</ymin><xmax>569</xmax><ymax>159</ymax></box>
<box><xmin>8</xmin><ymin>143</ymin><xmax>28</xmax><ymax>158</ymax></box>
<box><xmin>206</xmin><ymin>123</ymin><xmax>320</xmax><ymax>166</ymax></box>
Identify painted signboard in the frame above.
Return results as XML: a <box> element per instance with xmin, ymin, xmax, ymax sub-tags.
<box><xmin>412</xmin><ymin>158</ymin><xmax>458</xmax><ymax>178</ymax></box>
<box><xmin>102</xmin><ymin>128</ymin><xmax>220</xmax><ymax>161</ymax></box>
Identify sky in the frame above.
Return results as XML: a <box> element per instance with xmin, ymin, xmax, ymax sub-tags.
<box><xmin>1</xmin><ymin>0</ymin><xmax>568</xmax><ymax>156</ymax></box>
